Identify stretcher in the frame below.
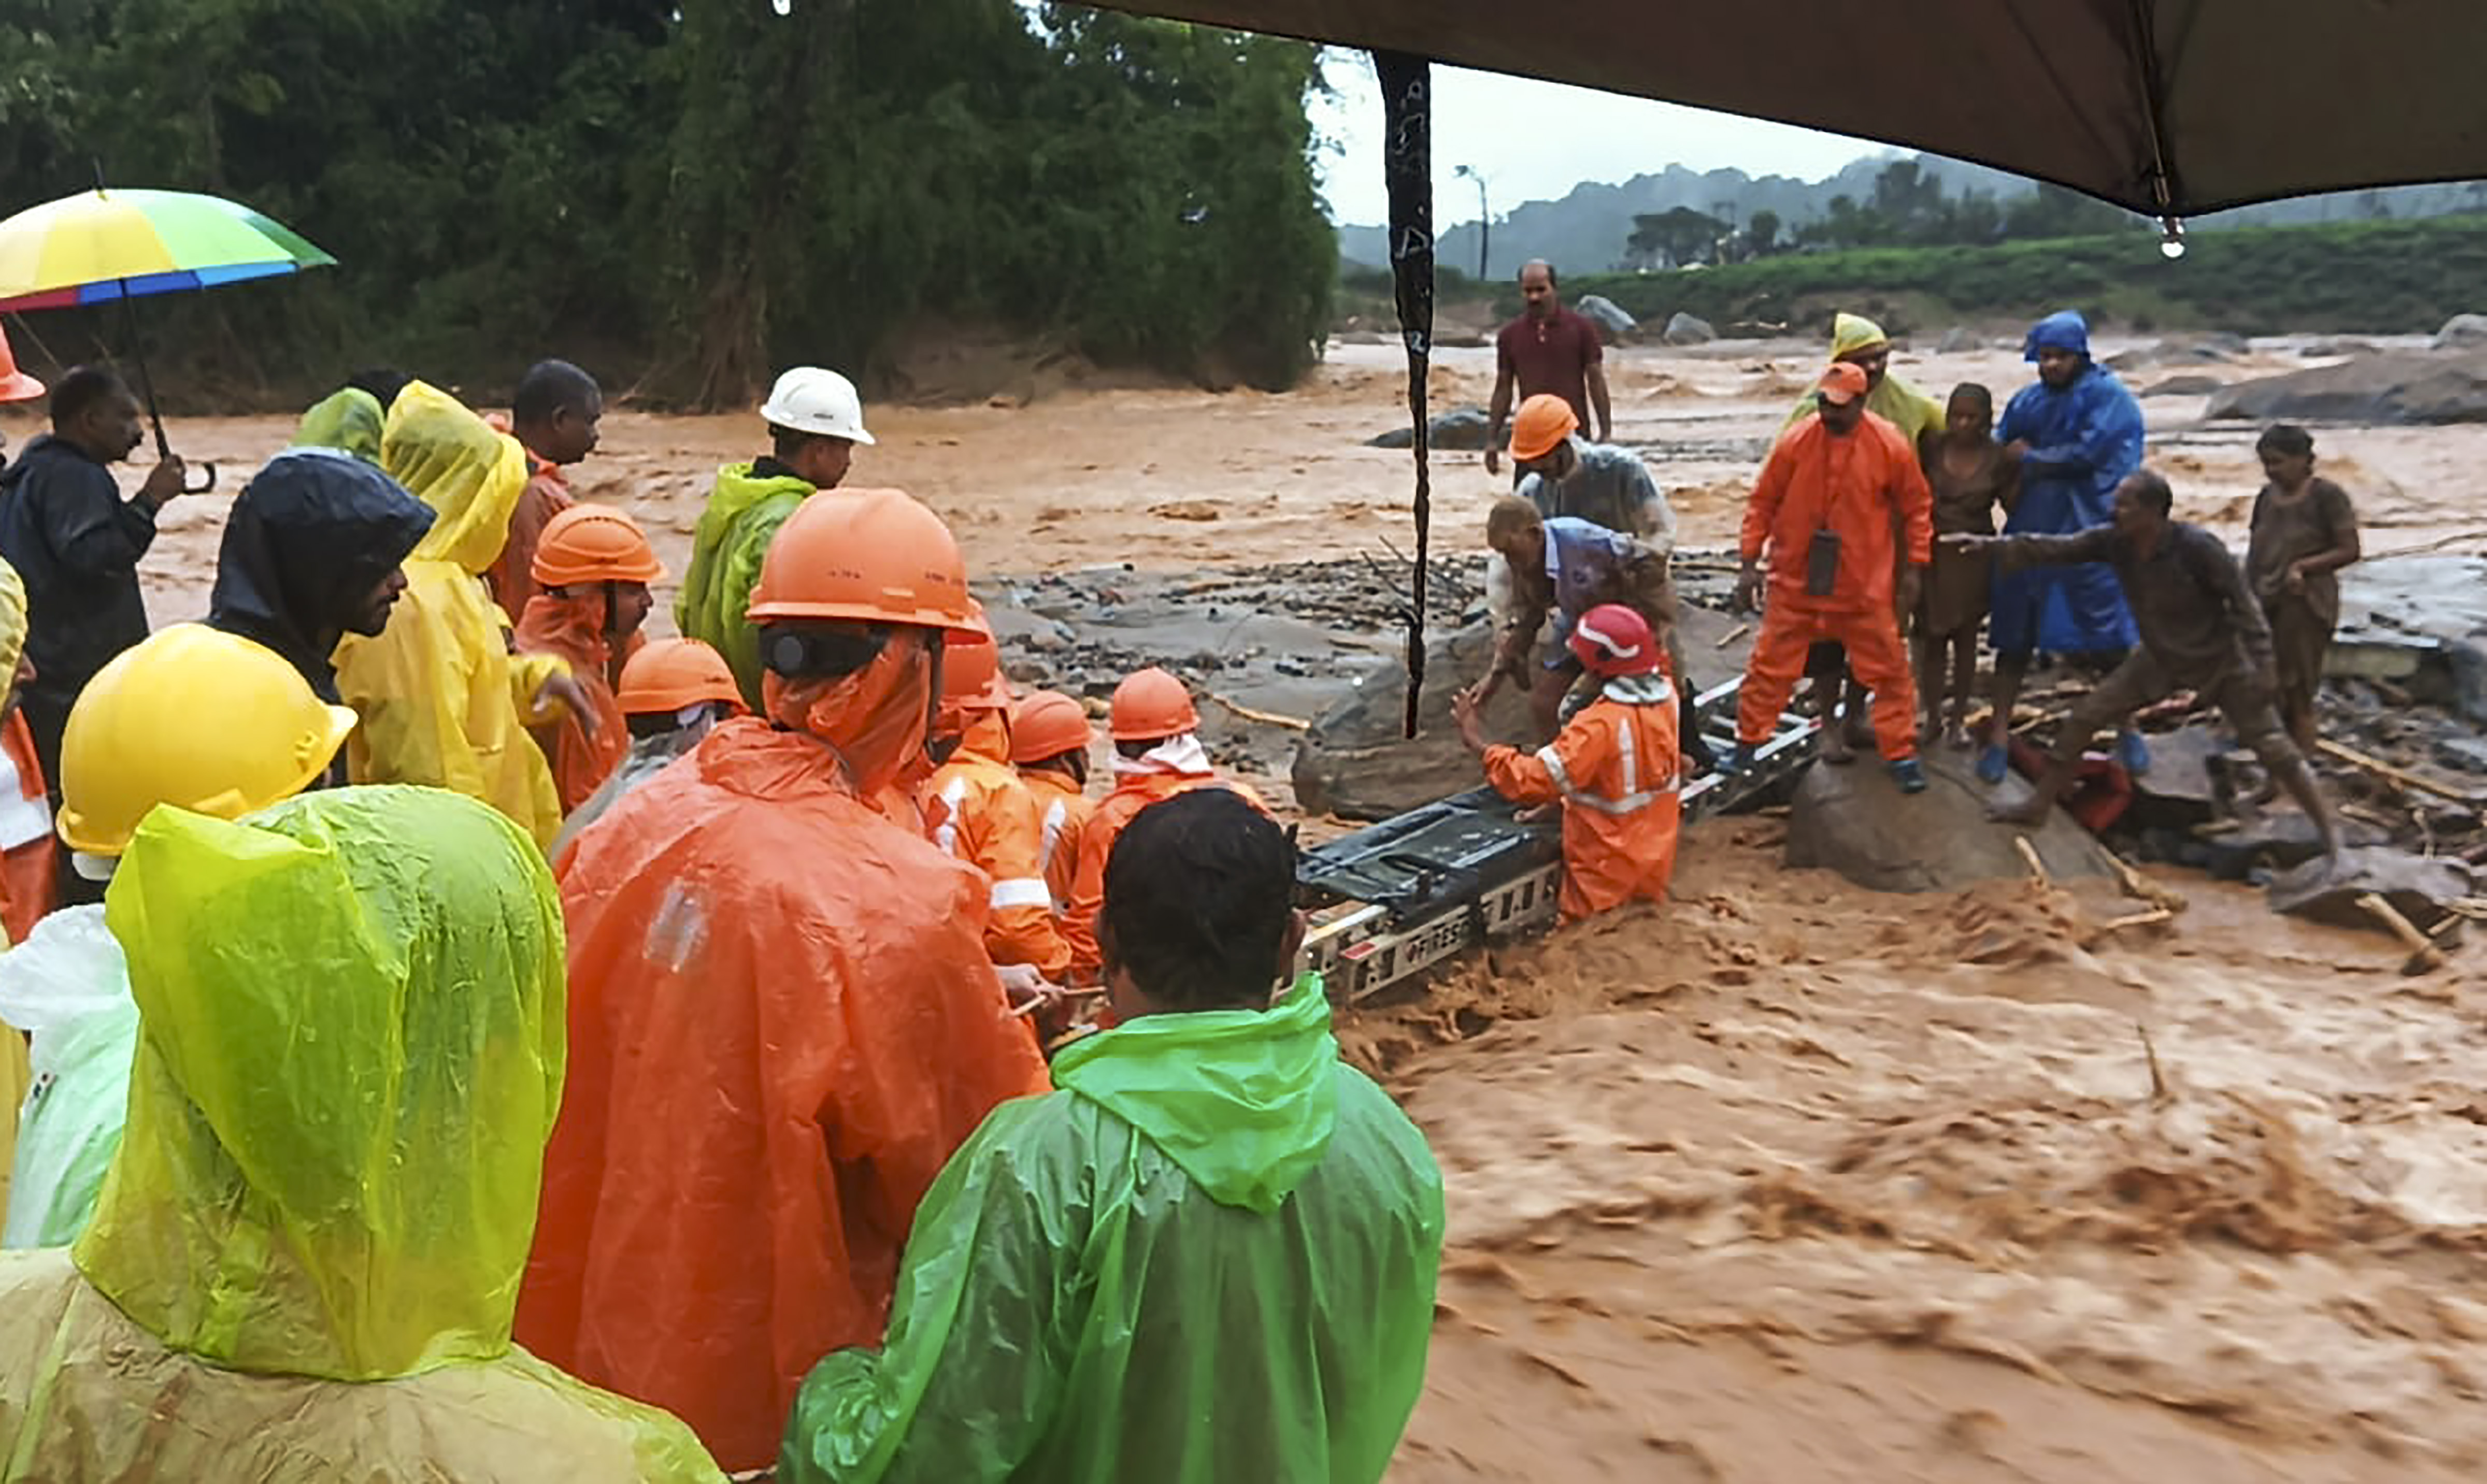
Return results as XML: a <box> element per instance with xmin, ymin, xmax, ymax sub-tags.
<box><xmin>1295</xmin><ymin>676</ymin><xmax>1819</xmax><ymax>1002</ymax></box>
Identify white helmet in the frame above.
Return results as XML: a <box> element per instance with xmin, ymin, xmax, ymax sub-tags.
<box><xmin>759</xmin><ymin>366</ymin><xmax>875</xmax><ymax>445</ymax></box>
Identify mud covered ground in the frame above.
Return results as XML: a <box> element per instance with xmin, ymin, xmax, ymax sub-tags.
<box><xmin>9</xmin><ymin>331</ymin><xmax>2487</xmax><ymax>1479</ymax></box>
<box><xmin>1357</xmin><ymin>818</ymin><xmax>2487</xmax><ymax>1482</ymax></box>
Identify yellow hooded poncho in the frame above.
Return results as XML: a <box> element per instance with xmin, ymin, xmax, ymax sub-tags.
<box><xmin>332</xmin><ymin>381</ymin><xmax>565</xmax><ymax>848</ymax></box>
<box><xmin>1781</xmin><ymin>311</ymin><xmax>1948</xmax><ymax>445</ymax></box>
<box><xmin>0</xmin><ymin>786</ymin><xmax>723</xmax><ymax>1481</ymax></box>
<box><xmin>0</xmin><ymin>558</ymin><xmax>26</xmax><ymax>1230</ymax></box>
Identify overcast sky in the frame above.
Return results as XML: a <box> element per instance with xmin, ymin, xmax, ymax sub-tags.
<box><xmin>1311</xmin><ymin>53</ymin><xmax>1888</xmax><ymax>227</ymax></box>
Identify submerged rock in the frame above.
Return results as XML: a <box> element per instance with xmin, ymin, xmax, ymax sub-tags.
<box><xmin>1292</xmin><ymin>621</ymin><xmax>1524</xmax><ymax>820</ymax></box>
<box><xmin>2205</xmin><ymin>352</ymin><xmax>2487</xmax><ymax>425</ymax></box>
<box><xmin>1787</xmin><ymin>745</ymin><xmax>2116</xmax><ymax>893</ymax></box>
<box><xmin>2267</xmin><ymin>846</ymin><xmax>2472</xmax><ymax>934</ymax></box>
<box><xmin>1366</xmin><ymin>407</ymin><xmax>1495</xmax><ymax>451</ymax></box>
<box><xmin>2432</xmin><ymin>312</ymin><xmax>2487</xmax><ymax>350</ymax></box>
<box><xmin>1662</xmin><ymin>312</ymin><xmax>1716</xmax><ymax>347</ymax></box>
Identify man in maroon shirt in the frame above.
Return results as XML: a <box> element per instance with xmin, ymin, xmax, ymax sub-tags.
<box><xmin>1487</xmin><ymin>260</ymin><xmax>1612</xmax><ymax>477</ymax></box>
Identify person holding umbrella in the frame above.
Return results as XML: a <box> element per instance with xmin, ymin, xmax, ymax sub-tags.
<box><xmin>0</xmin><ymin>367</ymin><xmax>187</xmax><ymax>812</ymax></box>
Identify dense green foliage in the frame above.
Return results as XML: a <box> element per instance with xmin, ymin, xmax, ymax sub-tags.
<box><xmin>1568</xmin><ymin>214</ymin><xmax>2487</xmax><ymax>337</ymax></box>
<box><xmin>0</xmin><ymin>1</ymin><xmax>1335</xmax><ymax>406</ymax></box>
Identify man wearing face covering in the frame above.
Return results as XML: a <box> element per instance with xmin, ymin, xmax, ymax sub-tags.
<box><xmin>207</xmin><ymin>450</ymin><xmax>436</xmax><ymax>716</ymax></box>
<box><xmin>519</xmin><ymin>488</ymin><xmax>1053</xmax><ymax>1475</ymax></box>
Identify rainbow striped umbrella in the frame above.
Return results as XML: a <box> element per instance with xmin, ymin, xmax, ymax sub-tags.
<box><xmin>0</xmin><ymin>188</ymin><xmax>333</xmax><ymax>311</ymax></box>
<box><xmin>0</xmin><ymin>187</ymin><xmax>333</xmax><ymax>483</ymax></box>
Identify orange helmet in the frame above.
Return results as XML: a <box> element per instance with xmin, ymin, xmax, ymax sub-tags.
<box><xmin>1568</xmin><ymin>603</ymin><xmax>1661</xmax><ymax>678</ymax></box>
<box><xmin>618</xmin><ymin>637</ymin><xmax>745</xmax><ymax>715</ymax></box>
<box><xmin>1508</xmin><ymin>393</ymin><xmax>1580</xmax><ymax>463</ymax></box>
<box><xmin>1109</xmin><ymin>667</ymin><xmax>1198</xmax><ymax>742</ymax></box>
<box><xmin>941</xmin><ymin>601</ymin><xmax>1012</xmax><ymax>710</ymax></box>
<box><xmin>745</xmin><ymin>488</ymin><xmax>979</xmax><ymax>638</ymax></box>
<box><xmin>1010</xmin><ymin>689</ymin><xmax>1093</xmax><ymax>763</ymax></box>
<box><xmin>532</xmin><ymin>505</ymin><xmax>666</xmax><ymax>586</ymax></box>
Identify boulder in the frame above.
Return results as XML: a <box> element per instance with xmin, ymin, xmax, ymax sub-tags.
<box><xmin>2143</xmin><ymin>373</ymin><xmax>2225</xmax><ymax>397</ymax></box>
<box><xmin>1576</xmin><ymin>294</ymin><xmax>1638</xmax><ymax>342</ymax></box>
<box><xmin>1291</xmin><ymin>620</ymin><xmax>1529</xmax><ymax>820</ymax></box>
<box><xmin>2204</xmin><ymin>352</ymin><xmax>2487</xmax><ymax>426</ymax></box>
<box><xmin>2298</xmin><ymin>338</ymin><xmax>2378</xmax><ymax>358</ymax></box>
<box><xmin>1662</xmin><ymin>312</ymin><xmax>1716</xmax><ymax>347</ymax></box>
<box><xmin>1785</xmin><ymin>745</ymin><xmax>2118</xmax><ymax>893</ymax></box>
<box><xmin>2432</xmin><ymin>313</ymin><xmax>2487</xmax><ymax>350</ymax></box>
<box><xmin>1366</xmin><ymin>406</ymin><xmax>1495</xmax><ymax>451</ymax></box>
<box><xmin>2267</xmin><ymin>846</ymin><xmax>2473</xmax><ymax>934</ymax></box>
<box><xmin>1936</xmin><ymin>326</ymin><xmax>1979</xmax><ymax>354</ymax></box>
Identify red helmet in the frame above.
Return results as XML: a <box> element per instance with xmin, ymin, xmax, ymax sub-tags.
<box><xmin>1567</xmin><ymin>604</ymin><xmax>1660</xmax><ymax>678</ymax></box>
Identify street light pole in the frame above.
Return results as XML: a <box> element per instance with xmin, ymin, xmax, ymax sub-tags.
<box><xmin>1453</xmin><ymin>165</ymin><xmax>1490</xmax><ymax>281</ymax></box>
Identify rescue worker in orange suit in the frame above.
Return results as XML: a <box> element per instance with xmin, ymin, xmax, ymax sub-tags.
<box><xmin>1010</xmin><ymin>689</ymin><xmax>1095</xmax><ymax>916</ymax></box>
<box><xmin>549</xmin><ymin>637</ymin><xmax>746</xmax><ymax>862</ymax></box>
<box><xmin>925</xmin><ymin>611</ymin><xmax>1071</xmax><ymax>983</ymax></box>
<box><xmin>514</xmin><ymin>505</ymin><xmax>664</xmax><ymax>814</ymax></box>
<box><xmin>1728</xmin><ymin>362</ymin><xmax>1935</xmax><ymax>794</ymax></box>
<box><xmin>518</xmin><ymin>488</ymin><xmax>1052</xmax><ymax>1475</ymax></box>
<box><xmin>1060</xmin><ymin>668</ymin><xmax>1263</xmax><ymax>982</ymax></box>
<box><xmin>1454</xmin><ymin>603</ymin><xmax>1681</xmax><ymax>921</ymax></box>
<box><xmin>0</xmin><ymin>559</ymin><xmax>54</xmax><ymax>943</ymax></box>
<box><xmin>485</xmin><ymin>360</ymin><xmax>601</xmax><ymax>624</ymax></box>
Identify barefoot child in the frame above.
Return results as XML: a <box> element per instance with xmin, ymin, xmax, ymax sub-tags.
<box><xmin>1917</xmin><ymin>384</ymin><xmax>2017</xmax><ymax>749</ymax></box>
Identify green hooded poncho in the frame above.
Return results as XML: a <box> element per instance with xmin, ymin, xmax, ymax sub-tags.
<box><xmin>778</xmin><ymin>976</ymin><xmax>1445</xmax><ymax>1484</ymax></box>
<box><xmin>674</xmin><ymin>461</ymin><xmax>815</xmax><ymax>707</ymax></box>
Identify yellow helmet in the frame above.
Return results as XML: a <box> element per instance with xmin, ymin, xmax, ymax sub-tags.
<box><xmin>58</xmin><ymin>625</ymin><xmax>360</xmax><ymax>858</ymax></box>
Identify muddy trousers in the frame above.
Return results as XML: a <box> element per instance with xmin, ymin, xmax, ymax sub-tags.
<box><xmin>2051</xmin><ymin>651</ymin><xmax>2297</xmax><ymax>770</ymax></box>
<box><xmin>1737</xmin><ymin>604</ymin><xmax>1918</xmax><ymax>760</ymax></box>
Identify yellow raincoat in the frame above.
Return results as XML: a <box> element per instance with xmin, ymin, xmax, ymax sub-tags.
<box><xmin>0</xmin><ymin>786</ymin><xmax>723</xmax><ymax>1481</ymax></box>
<box><xmin>333</xmin><ymin>382</ymin><xmax>566</xmax><ymax>848</ymax></box>
<box><xmin>0</xmin><ymin>559</ymin><xmax>34</xmax><ymax>1232</ymax></box>
<box><xmin>1781</xmin><ymin>311</ymin><xmax>1948</xmax><ymax>446</ymax></box>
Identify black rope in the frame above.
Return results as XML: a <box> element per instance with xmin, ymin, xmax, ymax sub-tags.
<box><xmin>1373</xmin><ymin>51</ymin><xmax>1433</xmax><ymax>739</ymax></box>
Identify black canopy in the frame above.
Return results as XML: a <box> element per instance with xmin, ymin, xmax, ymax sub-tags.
<box><xmin>1088</xmin><ymin>0</ymin><xmax>2487</xmax><ymax>222</ymax></box>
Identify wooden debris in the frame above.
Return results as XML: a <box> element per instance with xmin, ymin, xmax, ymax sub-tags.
<box><xmin>2107</xmin><ymin>854</ymin><xmax>2189</xmax><ymax>914</ymax></box>
<box><xmin>2359</xmin><ymin>891</ymin><xmax>2449</xmax><ymax>974</ymax></box>
<box><xmin>2136</xmin><ymin>1021</ymin><xmax>2170</xmax><ymax>1104</ymax></box>
<box><xmin>2319</xmin><ymin>738</ymin><xmax>2479</xmax><ymax>805</ymax></box>
<box><xmin>2013</xmin><ymin>835</ymin><xmax>2050</xmax><ymax>886</ymax></box>
<box><xmin>1209</xmin><ymin>692</ymin><xmax>1311</xmax><ymax>731</ymax></box>
<box><xmin>1713</xmin><ymin>623</ymin><xmax>1752</xmax><ymax>649</ymax></box>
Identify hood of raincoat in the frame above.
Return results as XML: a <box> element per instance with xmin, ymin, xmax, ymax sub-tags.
<box><xmin>294</xmin><ymin>387</ymin><xmax>387</xmax><ymax>464</ymax></box>
<box><xmin>0</xmin><ymin>555</ymin><xmax>25</xmax><ymax>681</ymax></box>
<box><xmin>935</xmin><ymin>704</ymin><xmax>1011</xmax><ymax>763</ymax></box>
<box><xmin>382</xmin><ymin>381</ymin><xmax>531</xmax><ymax>575</ymax></box>
<box><xmin>707</xmin><ymin>460</ymin><xmax>815</xmax><ymax>532</ymax></box>
<box><xmin>1051</xmin><ymin>975</ymin><xmax>1339</xmax><ymax>1213</ymax></box>
<box><xmin>73</xmin><ymin>785</ymin><xmax>566</xmax><ymax>1382</ymax></box>
<box><xmin>208</xmin><ymin>451</ymin><xmax>435</xmax><ymax>701</ymax></box>
<box><xmin>762</xmin><ymin>628</ymin><xmax>938</xmax><ymax>801</ymax></box>
<box><xmin>2024</xmin><ymin>310</ymin><xmax>2092</xmax><ymax>362</ymax></box>
<box><xmin>1830</xmin><ymin>312</ymin><xmax>1889</xmax><ymax>358</ymax></box>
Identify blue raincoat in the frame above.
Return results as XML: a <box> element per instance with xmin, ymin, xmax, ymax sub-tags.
<box><xmin>1992</xmin><ymin>312</ymin><xmax>2142</xmax><ymax>656</ymax></box>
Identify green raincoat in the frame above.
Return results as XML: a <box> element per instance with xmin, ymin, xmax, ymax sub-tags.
<box><xmin>779</xmin><ymin>977</ymin><xmax>1445</xmax><ymax>1484</ymax></box>
<box><xmin>0</xmin><ymin>786</ymin><xmax>723</xmax><ymax>1481</ymax></box>
<box><xmin>294</xmin><ymin>386</ymin><xmax>387</xmax><ymax>464</ymax></box>
<box><xmin>675</xmin><ymin>461</ymin><xmax>816</xmax><ymax>707</ymax></box>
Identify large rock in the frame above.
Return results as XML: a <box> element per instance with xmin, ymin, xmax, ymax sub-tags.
<box><xmin>1576</xmin><ymin>294</ymin><xmax>1637</xmax><ymax>342</ymax></box>
<box><xmin>1366</xmin><ymin>406</ymin><xmax>1495</xmax><ymax>451</ymax></box>
<box><xmin>2143</xmin><ymin>372</ymin><xmax>2225</xmax><ymax>397</ymax></box>
<box><xmin>2432</xmin><ymin>313</ymin><xmax>2487</xmax><ymax>350</ymax></box>
<box><xmin>2332</xmin><ymin>556</ymin><xmax>2487</xmax><ymax>723</ymax></box>
<box><xmin>1936</xmin><ymin>325</ymin><xmax>1979</xmax><ymax>353</ymax></box>
<box><xmin>1663</xmin><ymin>312</ymin><xmax>1716</xmax><ymax>346</ymax></box>
<box><xmin>1786</xmin><ymin>745</ymin><xmax>2117</xmax><ymax>893</ymax></box>
<box><xmin>1291</xmin><ymin>621</ymin><xmax>1528</xmax><ymax>820</ymax></box>
<box><xmin>2204</xmin><ymin>352</ymin><xmax>2487</xmax><ymax>426</ymax></box>
<box><xmin>2267</xmin><ymin>846</ymin><xmax>2473</xmax><ymax>934</ymax></box>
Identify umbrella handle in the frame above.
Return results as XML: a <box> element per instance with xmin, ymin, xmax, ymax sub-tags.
<box><xmin>182</xmin><ymin>461</ymin><xmax>218</xmax><ymax>495</ymax></box>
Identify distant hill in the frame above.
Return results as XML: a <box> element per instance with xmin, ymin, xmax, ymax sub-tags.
<box><xmin>1336</xmin><ymin>153</ymin><xmax>2487</xmax><ymax>278</ymax></box>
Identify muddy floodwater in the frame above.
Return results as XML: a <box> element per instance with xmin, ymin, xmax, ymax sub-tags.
<box><xmin>12</xmin><ymin>332</ymin><xmax>2486</xmax><ymax>1479</ymax></box>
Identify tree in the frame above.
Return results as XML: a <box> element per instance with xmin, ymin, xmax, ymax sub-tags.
<box><xmin>1747</xmin><ymin>209</ymin><xmax>1781</xmax><ymax>256</ymax></box>
<box><xmin>1626</xmin><ymin>207</ymin><xmax>1727</xmax><ymax>269</ymax></box>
